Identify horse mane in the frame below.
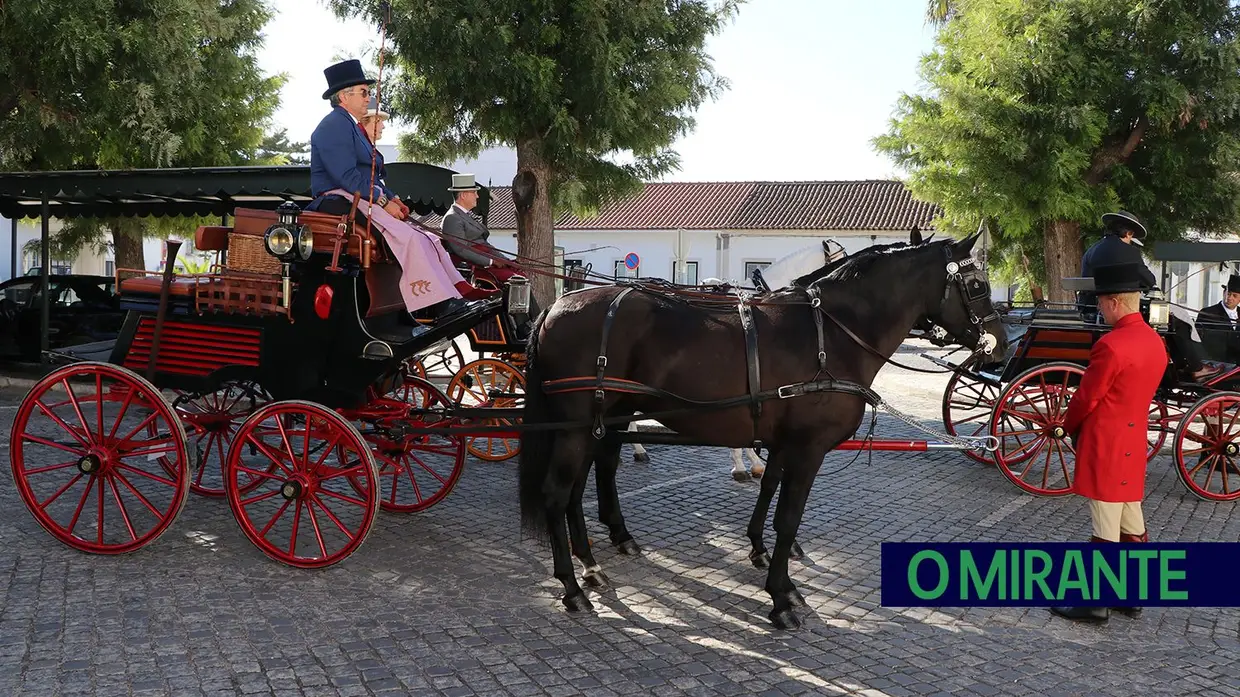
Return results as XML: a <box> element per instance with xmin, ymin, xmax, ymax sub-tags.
<box><xmin>811</xmin><ymin>238</ymin><xmax>948</xmax><ymax>288</ymax></box>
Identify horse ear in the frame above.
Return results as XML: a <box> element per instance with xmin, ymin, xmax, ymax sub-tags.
<box><xmin>954</xmin><ymin>230</ymin><xmax>982</xmax><ymax>256</ymax></box>
<box><xmin>924</xmin><ymin>232</ymin><xmax>935</xmax><ymax>243</ymax></box>
<box><xmin>910</xmin><ymin>225</ymin><xmax>923</xmax><ymax>245</ymax></box>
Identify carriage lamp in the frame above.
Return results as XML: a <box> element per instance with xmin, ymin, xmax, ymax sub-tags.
<box><xmin>506</xmin><ymin>275</ymin><xmax>531</xmax><ymax>315</ymax></box>
<box><xmin>264</xmin><ymin>223</ymin><xmax>295</xmax><ymax>258</ymax></box>
<box><xmin>1147</xmin><ymin>290</ymin><xmax>1170</xmax><ymax>328</ymax></box>
<box><xmin>265</xmin><ymin>201</ymin><xmax>314</xmax><ymax>262</ymax></box>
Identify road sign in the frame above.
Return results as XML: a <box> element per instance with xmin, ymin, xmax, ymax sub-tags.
<box><xmin>624</xmin><ymin>252</ymin><xmax>640</xmax><ymax>270</ymax></box>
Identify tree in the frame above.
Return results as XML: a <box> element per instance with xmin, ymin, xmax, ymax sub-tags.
<box><xmin>875</xmin><ymin>0</ymin><xmax>1240</xmax><ymax>301</ymax></box>
<box><xmin>925</xmin><ymin>0</ymin><xmax>956</xmax><ymax>26</ymax></box>
<box><xmin>258</xmin><ymin>129</ymin><xmax>310</xmax><ymax>165</ymax></box>
<box><xmin>328</xmin><ymin>0</ymin><xmax>742</xmax><ymax>306</ymax></box>
<box><xmin>0</xmin><ymin>0</ymin><xmax>285</xmax><ymax>270</ymax></box>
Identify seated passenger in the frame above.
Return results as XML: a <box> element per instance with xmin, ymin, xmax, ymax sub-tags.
<box><xmin>440</xmin><ymin>174</ymin><xmax>541</xmax><ymax>320</ymax></box>
<box><xmin>304</xmin><ymin>60</ymin><xmax>494</xmax><ymax>329</ymax></box>
<box><xmin>1194</xmin><ymin>275</ymin><xmax>1240</xmax><ymax>363</ymax></box>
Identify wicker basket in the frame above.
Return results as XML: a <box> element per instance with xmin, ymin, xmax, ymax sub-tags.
<box><xmin>227</xmin><ymin>235</ymin><xmax>282</xmax><ymax>275</ymax></box>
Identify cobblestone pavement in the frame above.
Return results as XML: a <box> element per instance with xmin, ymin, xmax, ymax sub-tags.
<box><xmin>1</xmin><ymin>341</ymin><xmax>1238</xmax><ymax>696</ymax></box>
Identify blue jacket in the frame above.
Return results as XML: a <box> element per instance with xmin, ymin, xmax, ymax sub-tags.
<box><xmin>305</xmin><ymin>107</ymin><xmax>394</xmax><ymax>211</ymax></box>
<box><xmin>1076</xmin><ymin>233</ymin><xmax>1157</xmax><ymax>310</ymax></box>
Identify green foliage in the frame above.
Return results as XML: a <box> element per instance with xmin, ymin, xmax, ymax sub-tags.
<box><xmin>0</xmin><ymin>0</ymin><xmax>287</xmax><ymax>265</ymax></box>
<box><xmin>327</xmin><ymin>0</ymin><xmax>742</xmax><ymax>212</ymax></box>
<box><xmin>875</xmin><ymin>0</ymin><xmax>1240</xmax><ymax>276</ymax></box>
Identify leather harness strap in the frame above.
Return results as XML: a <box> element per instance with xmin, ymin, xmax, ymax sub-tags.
<box><xmin>806</xmin><ymin>287</ymin><xmax>829</xmax><ymax>374</ymax></box>
<box><xmin>738</xmin><ymin>296</ymin><xmax>762</xmax><ymax>423</ymax></box>
<box><xmin>591</xmin><ymin>285</ymin><xmax>636</xmax><ymax>438</ymax></box>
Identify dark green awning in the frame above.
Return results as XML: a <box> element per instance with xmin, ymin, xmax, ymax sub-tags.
<box><xmin>0</xmin><ymin>162</ymin><xmax>491</xmax><ymax>221</ymax></box>
<box><xmin>1152</xmin><ymin>241</ymin><xmax>1240</xmax><ymax>263</ymax></box>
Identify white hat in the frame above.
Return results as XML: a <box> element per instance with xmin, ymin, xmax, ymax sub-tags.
<box><xmin>364</xmin><ymin>96</ymin><xmax>389</xmax><ymax>120</ymax></box>
<box><xmin>448</xmin><ymin>173</ymin><xmax>480</xmax><ymax>191</ymax></box>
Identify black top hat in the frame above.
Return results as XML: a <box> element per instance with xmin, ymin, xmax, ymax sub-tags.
<box><xmin>1092</xmin><ymin>262</ymin><xmax>1152</xmax><ymax>294</ymax></box>
<box><xmin>1223</xmin><ymin>274</ymin><xmax>1240</xmax><ymax>295</ymax></box>
<box><xmin>1101</xmin><ymin>210</ymin><xmax>1148</xmax><ymax>240</ymax></box>
<box><xmin>322</xmin><ymin>59</ymin><xmax>375</xmax><ymax>100</ymax></box>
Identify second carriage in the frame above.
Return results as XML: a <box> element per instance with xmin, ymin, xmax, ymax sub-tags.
<box><xmin>931</xmin><ymin>240</ymin><xmax>1240</xmax><ymax>502</ymax></box>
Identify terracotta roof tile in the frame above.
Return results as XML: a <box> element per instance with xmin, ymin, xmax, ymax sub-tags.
<box><xmin>479</xmin><ymin>180</ymin><xmax>938</xmax><ymax>231</ymax></box>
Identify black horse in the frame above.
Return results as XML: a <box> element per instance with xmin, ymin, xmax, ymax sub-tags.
<box><xmin>518</xmin><ymin>231</ymin><xmax>1006</xmax><ymax>629</ymax></box>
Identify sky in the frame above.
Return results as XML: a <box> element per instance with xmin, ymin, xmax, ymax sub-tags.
<box><xmin>257</xmin><ymin>0</ymin><xmax>940</xmax><ymax>182</ymax></box>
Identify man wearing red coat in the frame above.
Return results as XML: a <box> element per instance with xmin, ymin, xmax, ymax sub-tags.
<box><xmin>1051</xmin><ymin>262</ymin><xmax>1169</xmax><ymax>622</ymax></box>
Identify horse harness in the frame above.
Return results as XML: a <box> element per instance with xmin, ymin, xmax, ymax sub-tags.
<box><xmin>542</xmin><ymin>282</ymin><xmax>845</xmax><ymax>442</ymax></box>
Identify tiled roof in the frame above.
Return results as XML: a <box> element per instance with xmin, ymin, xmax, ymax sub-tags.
<box><xmin>472</xmin><ymin>180</ymin><xmax>939</xmax><ymax>231</ymax></box>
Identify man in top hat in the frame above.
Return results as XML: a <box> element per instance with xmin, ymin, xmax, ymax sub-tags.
<box><xmin>305</xmin><ymin>59</ymin><xmax>406</xmax><ymax>220</ymax></box>
<box><xmin>1052</xmin><ymin>261</ymin><xmax>1168</xmax><ymax>623</ymax></box>
<box><xmin>1194</xmin><ymin>274</ymin><xmax>1240</xmax><ymax>363</ymax></box>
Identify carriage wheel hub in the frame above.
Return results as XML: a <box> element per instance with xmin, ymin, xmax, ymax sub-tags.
<box><xmin>280</xmin><ymin>479</ymin><xmax>306</xmax><ymax>500</ymax></box>
<box><xmin>77</xmin><ymin>454</ymin><xmax>103</xmax><ymax>474</ymax></box>
<box><xmin>1050</xmin><ymin>426</ymin><xmax>1067</xmax><ymax>440</ymax></box>
<box><xmin>1226</xmin><ymin>443</ymin><xmax>1238</xmax><ymax>457</ymax></box>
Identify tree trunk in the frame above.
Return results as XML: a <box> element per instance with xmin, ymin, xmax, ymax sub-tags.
<box><xmin>110</xmin><ymin>219</ymin><xmax>147</xmax><ymax>272</ymax></box>
<box><xmin>1042</xmin><ymin>219</ymin><xmax>1083</xmax><ymax>304</ymax></box>
<box><xmin>513</xmin><ymin>137</ymin><xmax>556</xmax><ymax>309</ymax></box>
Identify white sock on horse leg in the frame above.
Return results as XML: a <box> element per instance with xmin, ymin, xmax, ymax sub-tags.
<box><xmin>730</xmin><ymin>449</ymin><xmax>745</xmax><ymax>473</ymax></box>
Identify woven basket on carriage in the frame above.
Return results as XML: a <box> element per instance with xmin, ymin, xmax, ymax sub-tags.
<box><xmin>195</xmin><ymin>274</ymin><xmax>287</xmax><ymax>317</ymax></box>
<box><xmin>225</xmin><ymin>234</ymin><xmax>283</xmax><ymax>275</ymax></box>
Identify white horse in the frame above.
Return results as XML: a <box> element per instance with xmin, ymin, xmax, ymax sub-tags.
<box><xmin>627</xmin><ymin>240</ymin><xmax>848</xmax><ymax>481</ymax></box>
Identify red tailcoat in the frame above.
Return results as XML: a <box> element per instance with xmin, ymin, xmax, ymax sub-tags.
<box><xmin>1063</xmin><ymin>313</ymin><xmax>1168</xmax><ymax>502</ymax></box>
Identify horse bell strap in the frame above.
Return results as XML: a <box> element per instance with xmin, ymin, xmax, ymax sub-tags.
<box><xmin>592</xmin><ymin>286</ymin><xmax>636</xmax><ymax>438</ymax></box>
<box><xmin>806</xmin><ymin>287</ymin><xmax>828</xmax><ymax>374</ymax></box>
<box><xmin>738</xmin><ymin>296</ymin><xmax>762</xmax><ymax>421</ymax></box>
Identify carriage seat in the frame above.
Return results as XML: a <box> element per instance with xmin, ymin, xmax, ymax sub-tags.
<box><xmin>1030</xmin><ymin>307</ymin><xmax>1086</xmax><ymax>324</ymax></box>
<box><xmin>117</xmin><ymin>275</ymin><xmax>200</xmax><ymax>315</ymax></box>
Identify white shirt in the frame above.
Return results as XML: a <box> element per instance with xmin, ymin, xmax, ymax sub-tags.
<box><xmin>1226</xmin><ymin>304</ymin><xmax>1238</xmax><ymax>322</ymax></box>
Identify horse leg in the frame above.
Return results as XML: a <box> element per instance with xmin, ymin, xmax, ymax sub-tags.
<box><xmin>765</xmin><ymin>446</ymin><xmax>822</xmax><ymax>630</ymax></box>
<box><xmin>567</xmin><ymin>458</ymin><xmax>610</xmax><ymax>589</ymax></box>
<box><xmin>747</xmin><ymin>448</ymin><xmax>765</xmax><ymax>479</ymax></box>
<box><xmin>746</xmin><ymin>450</ymin><xmax>783</xmax><ymax>568</ymax></box>
<box><xmin>544</xmin><ymin>431</ymin><xmax>594</xmax><ymax>612</ymax></box>
<box><xmin>628</xmin><ymin>420</ymin><xmax>650</xmax><ymax>463</ymax></box>
<box><xmin>730</xmin><ymin>449</ymin><xmax>749</xmax><ymax>482</ymax></box>
<box><xmin>595</xmin><ymin>433</ymin><xmax>641</xmax><ymax>555</ymax></box>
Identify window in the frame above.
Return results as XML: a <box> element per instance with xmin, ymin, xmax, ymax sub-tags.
<box><xmin>564</xmin><ymin>260</ymin><xmax>586</xmax><ymax>292</ymax></box>
<box><xmin>24</xmin><ymin>252</ymin><xmax>71</xmax><ymax>276</ymax></box>
<box><xmin>105</xmin><ymin>260</ymin><xmax>115</xmax><ymax>278</ymax></box>
<box><xmin>672</xmin><ymin>261</ymin><xmax>699</xmax><ymax>285</ymax></box>
<box><xmin>1168</xmin><ymin>261</ymin><xmax>1190</xmax><ymax>306</ymax></box>
<box><xmin>1</xmin><ymin>279</ymin><xmax>36</xmax><ymax>307</ymax></box>
<box><xmin>744</xmin><ymin>261</ymin><xmax>772</xmax><ymax>279</ymax></box>
<box><xmin>614</xmin><ymin>260</ymin><xmax>639</xmax><ymax>279</ymax></box>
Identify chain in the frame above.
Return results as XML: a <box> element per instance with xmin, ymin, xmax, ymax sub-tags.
<box><xmin>875</xmin><ymin>398</ymin><xmax>998</xmax><ymax>453</ymax></box>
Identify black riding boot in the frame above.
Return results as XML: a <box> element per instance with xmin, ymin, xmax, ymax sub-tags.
<box><xmin>1111</xmin><ymin>531</ymin><xmax>1149</xmax><ymax>619</ymax></box>
<box><xmin>1050</xmin><ymin>535</ymin><xmax>1111</xmax><ymax>623</ymax></box>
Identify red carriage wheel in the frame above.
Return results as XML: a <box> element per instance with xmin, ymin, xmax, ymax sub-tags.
<box><xmin>404</xmin><ymin>358</ymin><xmax>428</xmax><ymax>381</ymax></box>
<box><xmin>352</xmin><ymin>374</ymin><xmax>467</xmax><ymax>512</ymax></box>
<box><xmin>224</xmin><ymin>400</ymin><xmax>379</xmax><ymax>568</ymax></box>
<box><xmin>9</xmin><ymin>362</ymin><xmax>190</xmax><ymax>554</ymax></box>
<box><xmin>1172</xmin><ymin>392</ymin><xmax>1240</xmax><ymax>501</ymax></box>
<box><xmin>446</xmin><ymin>358</ymin><xmax>525</xmax><ymax>462</ymax></box>
<box><xmin>988</xmin><ymin>362</ymin><xmax>1082</xmax><ymax>497</ymax></box>
<box><xmin>941</xmin><ymin>356</ymin><xmax>1003</xmax><ymax>465</ymax></box>
<box><xmin>1147</xmin><ymin>400</ymin><xmax>1170</xmax><ymax>462</ymax></box>
<box><xmin>155</xmin><ymin>382</ymin><xmax>271</xmax><ymax>497</ymax></box>
<box><xmin>416</xmin><ymin>339</ymin><xmax>465</xmax><ymax>380</ymax></box>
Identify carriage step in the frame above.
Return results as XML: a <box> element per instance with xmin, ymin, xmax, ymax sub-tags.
<box><xmin>362</xmin><ymin>340</ymin><xmax>394</xmax><ymax>360</ymax></box>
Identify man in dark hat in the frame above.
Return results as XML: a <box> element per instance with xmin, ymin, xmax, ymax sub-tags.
<box><xmin>1077</xmin><ymin>210</ymin><xmax>1156</xmax><ymax>314</ymax></box>
<box><xmin>1052</xmin><ymin>261</ymin><xmax>1168</xmax><ymax>623</ymax></box>
<box><xmin>1194</xmin><ymin>274</ymin><xmax>1240</xmax><ymax>363</ymax></box>
<box><xmin>305</xmin><ymin>59</ymin><xmax>406</xmax><ymax>220</ymax></box>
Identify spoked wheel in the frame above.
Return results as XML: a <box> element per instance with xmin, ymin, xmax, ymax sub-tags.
<box><xmin>416</xmin><ymin>339</ymin><xmax>466</xmax><ymax>380</ymax></box>
<box><xmin>158</xmin><ymin>382</ymin><xmax>271</xmax><ymax>497</ymax></box>
<box><xmin>9</xmin><ymin>362</ymin><xmax>190</xmax><ymax>554</ymax></box>
<box><xmin>446</xmin><ymin>358</ymin><xmax>525</xmax><ymax>462</ymax></box>
<box><xmin>988</xmin><ymin>362</ymin><xmax>1081</xmax><ymax>497</ymax></box>
<box><xmin>351</xmin><ymin>375</ymin><xmax>467</xmax><ymax>512</ymax></box>
<box><xmin>1172</xmin><ymin>392</ymin><xmax>1240</xmax><ymax>501</ymax></box>
<box><xmin>1147</xmin><ymin>400</ymin><xmax>1171</xmax><ymax>462</ymax></box>
<box><xmin>941</xmin><ymin>356</ymin><xmax>1003</xmax><ymax>465</ymax></box>
<box><xmin>224</xmin><ymin>400</ymin><xmax>379</xmax><ymax>568</ymax></box>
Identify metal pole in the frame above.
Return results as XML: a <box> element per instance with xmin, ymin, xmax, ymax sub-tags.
<box><xmin>9</xmin><ymin>216</ymin><xmax>16</xmax><ymax>280</ymax></box>
<box><xmin>40</xmin><ymin>196</ymin><xmax>50</xmax><ymax>362</ymax></box>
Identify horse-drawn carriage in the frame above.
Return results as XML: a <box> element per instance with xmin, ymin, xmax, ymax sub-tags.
<box><xmin>930</xmin><ymin>240</ymin><xmax>1240</xmax><ymax>502</ymax></box>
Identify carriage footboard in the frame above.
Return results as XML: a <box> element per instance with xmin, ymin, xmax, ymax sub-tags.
<box><xmin>44</xmin><ymin>340</ymin><xmax>117</xmax><ymax>365</ymax></box>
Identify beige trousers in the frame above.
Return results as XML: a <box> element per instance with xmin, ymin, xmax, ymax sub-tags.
<box><xmin>1089</xmin><ymin>500</ymin><xmax>1145</xmax><ymax>541</ymax></box>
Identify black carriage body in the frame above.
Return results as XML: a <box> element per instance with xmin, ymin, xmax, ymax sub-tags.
<box><xmin>110</xmin><ymin>259</ymin><xmax>505</xmax><ymax>409</ymax></box>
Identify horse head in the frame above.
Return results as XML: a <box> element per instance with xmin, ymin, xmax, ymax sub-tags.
<box><xmin>920</xmin><ymin>231</ymin><xmax>1006</xmax><ymax>363</ymax></box>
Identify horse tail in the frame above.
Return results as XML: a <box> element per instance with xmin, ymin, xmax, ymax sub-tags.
<box><xmin>518</xmin><ymin>307</ymin><xmax>554</xmax><ymax>544</ymax></box>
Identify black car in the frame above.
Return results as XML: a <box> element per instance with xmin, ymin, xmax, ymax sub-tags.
<box><xmin>0</xmin><ymin>274</ymin><xmax>125</xmax><ymax>361</ymax></box>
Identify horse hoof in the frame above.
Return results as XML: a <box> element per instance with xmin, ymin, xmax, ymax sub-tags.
<box><xmin>582</xmin><ymin>569</ymin><xmax>610</xmax><ymax>589</ymax></box>
<box><xmin>790</xmin><ymin>541</ymin><xmax>805</xmax><ymax>561</ymax></box>
<box><xmin>616</xmin><ymin>539</ymin><xmax>642</xmax><ymax>556</ymax></box>
<box><xmin>751</xmin><ymin>469</ymin><xmax>764</xmax><ymax>480</ymax></box>
<box><xmin>769</xmin><ymin>607</ymin><xmax>802</xmax><ymax>630</ymax></box>
<box><xmin>563</xmin><ymin>593</ymin><xmax>594</xmax><ymax>612</ymax></box>
<box><xmin>749</xmin><ymin>550</ymin><xmax>771</xmax><ymax>569</ymax></box>
<box><xmin>732</xmin><ymin>471</ymin><xmax>750</xmax><ymax>482</ymax></box>
<box><xmin>633</xmin><ymin>452</ymin><xmax>650</xmax><ymax>463</ymax></box>
<box><xmin>785</xmin><ymin>589</ymin><xmax>807</xmax><ymax>607</ymax></box>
